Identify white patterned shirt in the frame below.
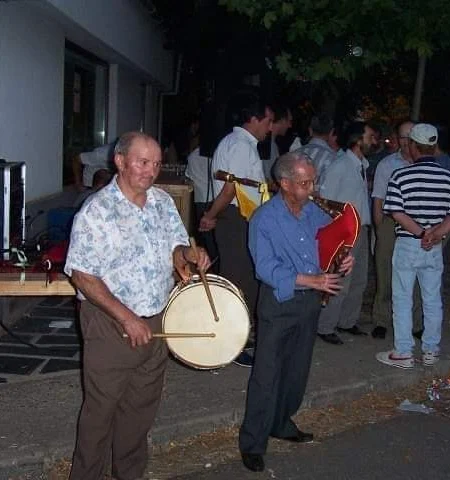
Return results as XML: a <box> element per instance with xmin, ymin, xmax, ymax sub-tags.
<box><xmin>64</xmin><ymin>176</ymin><xmax>189</xmax><ymax>316</ymax></box>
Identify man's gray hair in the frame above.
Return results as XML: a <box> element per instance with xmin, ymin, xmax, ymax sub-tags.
<box><xmin>272</xmin><ymin>152</ymin><xmax>312</xmax><ymax>183</ymax></box>
<box><xmin>114</xmin><ymin>131</ymin><xmax>157</xmax><ymax>156</ymax></box>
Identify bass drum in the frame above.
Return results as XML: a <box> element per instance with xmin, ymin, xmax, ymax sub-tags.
<box><xmin>163</xmin><ymin>274</ymin><xmax>250</xmax><ymax>369</ymax></box>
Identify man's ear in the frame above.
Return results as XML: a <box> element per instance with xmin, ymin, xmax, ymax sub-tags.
<box><xmin>114</xmin><ymin>154</ymin><xmax>124</xmax><ymax>172</ymax></box>
<box><xmin>280</xmin><ymin>177</ymin><xmax>289</xmax><ymax>190</ymax></box>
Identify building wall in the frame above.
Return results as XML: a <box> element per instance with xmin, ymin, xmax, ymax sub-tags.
<box><xmin>0</xmin><ymin>3</ymin><xmax>65</xmax><ymax>201</ymax></box>
<box><xmin>42</xmin><ymin>0</ymin><xmax>173</xmax><ymax>88</ymax></box>
<box><xmin>0</xmin><ymin>0</ymin><xmax>173</xmax><ymax>203</ymax></box>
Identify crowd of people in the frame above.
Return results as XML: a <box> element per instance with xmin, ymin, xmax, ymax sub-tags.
<box><xmin>63</xmin><ymin>91</ymin><xmax>450</xmax><ymax>477</ymax></box>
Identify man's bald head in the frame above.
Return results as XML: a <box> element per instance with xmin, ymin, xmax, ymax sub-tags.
<box><xmin>273</xmin><ymin>152</ymin><xmax>313</xmax><ymax>183</ymax></box>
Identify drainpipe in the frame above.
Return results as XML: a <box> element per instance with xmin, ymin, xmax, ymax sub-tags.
<box><xmin>158</xmin><ymin>53</ymin><xmax>183</xmax><ymax>144</ymax></box>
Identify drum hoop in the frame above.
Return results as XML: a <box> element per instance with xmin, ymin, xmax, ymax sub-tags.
<box><xmin>163</xmin><ymin>280</ymin><xmax>250</xmax><ymax>369</ymax></box>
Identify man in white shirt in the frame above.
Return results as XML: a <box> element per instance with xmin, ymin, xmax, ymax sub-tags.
<box><xmin>73</xmin><ymin>141</ymin><xmax>117</xmax><ymax>191</ymax></box>
<box><xmin>185</xmin><ymin>146</ymin><xmax>218</xmax><ymax>270</ymax></box>
<box><xmin>318</xmin><ymin>121</ymin><xmax>377</xmax><ymax>345</ymax></box>
<box><xmin>199</xmin><ymin>93</ymin><xmax>273</xmax><ymax>364</ymax></box>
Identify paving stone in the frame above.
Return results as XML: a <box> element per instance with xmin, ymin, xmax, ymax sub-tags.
<box><xmin>0</xmin><ymin>345</ymin><xmax>79</xmax><ymax>358</ymax></box>
<box><xmin>0</xmin><ymin>333</ymin><xmax>35</xmax><ymax>344</ymax></box>
<box><xmin>41</xmin><ymin>358</ymin><xmax>81</xmax><ymax>373</ymax></box>
<box><xmin>30</xmin><ymin>306</ymin><xmax>76</xmax><ymax>318</ymax></box>
<box><xmin>11</xmin><ymin>317</ymin><xmax>52</xmax><ymax>333</ymax></box>
<box><xmin>39</xmin><ymin>297</ymin><xmax>67</xmax><ymax>307</ymax></box>
<box><xmin>36</xmin><ymin>334</ymin><xmax>81</xmax><ymax>346</ymax></box>
<box><xmin>0</xmin><ymin>355</ymin><xmax>44</xmax><ymax>375</ymax></box>
<box><xmin>61</xmin><ymin>298</ymin><xmax>77</xmax><ymax>308</ymax></box>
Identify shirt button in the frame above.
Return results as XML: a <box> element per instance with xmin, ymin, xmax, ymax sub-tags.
<box><xmin>303</xmin><ymin>254</ymin><xmax>307</xmax><ymax>259</ymax></box>
<box><xmin>300</xmin><ymin>237</ymin><xmax>304</xmax><ymax>242</ymax></box>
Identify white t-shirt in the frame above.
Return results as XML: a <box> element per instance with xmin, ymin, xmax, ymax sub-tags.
<box><xmin>79</xmin><ymin>144</ymin><xmax>113</xmax><ymax>187</ymax></box>
<box><xmin>185</xmin><ymin>147</ymin><xmax>213</xmax><ymax>203</ymax></box>
<box><xmin>212</xmin><ymin>127</ymin><xmax>265</xmax><ymax>206</ymax></box>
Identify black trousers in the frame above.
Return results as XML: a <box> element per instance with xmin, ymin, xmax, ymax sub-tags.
<box><xmin>239</xmin><ymin>285</ymin><xmax>322</xmax><ymax>454</ymax></box>
<box><xmin>215</xmin><ymin>205</ymin><xmax>259</xmax><ymax>320</ymax></box>
<box><xmin>193</xmin><ymin>202</ymin><xmax>219</xmax><ymax>273</ymax></box>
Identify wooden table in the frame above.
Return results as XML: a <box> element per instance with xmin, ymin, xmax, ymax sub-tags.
<box><xmin>155</xmin><ymin>174</ymin><xmax>193</xmax><ymax>232</ymax></box>
<box><xmin>0</xmin><ymin>272</ymin><xmax>76</xmax><ymax>296</ymax></box>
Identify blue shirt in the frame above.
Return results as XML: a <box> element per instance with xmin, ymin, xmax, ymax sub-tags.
<box><xmin>436</xmin><ymin>153</ymin><xmax>450</xmax><ymax>171</ymax></box>
<box><xmin>320</xmin><ymin>149</ymin><xmax>371</xmax><ymax>225</ymax></box>
<box><xmin>248</xmin><ymin>193</ymin><xmax>330</xmax><ymax>303</ymax></box>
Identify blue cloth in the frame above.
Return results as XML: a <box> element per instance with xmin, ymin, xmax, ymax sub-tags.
<box><xmin>436</xmin><ymin>153</ymin><xmax>450</xmax><ymax>171</ymax></box>
<box><xmin>392</xmin><ymin>237</ymin><xmax>443</xmax><ymax>355</ymax></box>
<box><xmin>248</xmin><ymin>193</ymin><xmax>330</xmax><ymax>303</ymax></box>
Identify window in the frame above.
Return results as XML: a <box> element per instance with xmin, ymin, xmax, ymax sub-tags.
<box><xmin>63</xmin><ymin>42</ymin><xmax>108</xmax><ymax>186</ymax></box>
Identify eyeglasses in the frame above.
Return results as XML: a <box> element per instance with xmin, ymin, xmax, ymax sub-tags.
<box><xmin>290</xmin><ymin>178</ymin><xmax>316</xmax><ymax>189</ymax></box>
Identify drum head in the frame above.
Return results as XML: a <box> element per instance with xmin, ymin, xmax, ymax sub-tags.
<box><xmin>163</xmin><ymin>282</ymin><xmax>250</xmax><ymax>369</ymax></box>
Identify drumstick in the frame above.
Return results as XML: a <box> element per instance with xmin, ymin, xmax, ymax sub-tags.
<box><xmin>189</xmin><ymin>237</ymin><xmax>220</xmax><ymax>322</ymax></box>
<box><xmin>123</xmin><ymin>332</ymin><xmax>216</xmax><ymax>338</ymax></box>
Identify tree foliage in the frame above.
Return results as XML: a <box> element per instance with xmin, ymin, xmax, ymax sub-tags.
<box><xmin>220</xmin><ymin>0</ymin><xmax>450</xmax><ymax>81</ymax></box>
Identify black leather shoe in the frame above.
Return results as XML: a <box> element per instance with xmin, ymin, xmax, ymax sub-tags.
<box><xmin>318</xmin><ymin>333</ymin><xmax>344</xmax><ymax>345</ymax></box>
<box><xmin>274</xmin><ymin>430</ymin><xmax>314</xmax><ymax>443</ymax></box>
<box><xmin>241</xmin><ymin>453</ymin><xmax>265</xmax><ymax>472</ymax></box>
<box><xmin>337</xmin><ymin>325</ymin><xmax>368</xmax><ymax>336</ymax></box>
<box><xmin>371</xmin><ymin>326</ymin><xmax>387</xmax><ymax>339</ymax></box>
<box><xmin>233</xmin><ymin>348</ymin><xmax>254</xmax><ymax>367</ymax></box>
<box><xmin>413</xmin><ymin>329</ymin><xmax>423</xmax><ymax>340</ymax></box>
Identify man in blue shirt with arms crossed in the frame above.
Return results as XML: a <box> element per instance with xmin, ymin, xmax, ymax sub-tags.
<box><xmin>239</xmin><ymin>152</ymin><xmax>354</xmax><ymax>473</ymax></box>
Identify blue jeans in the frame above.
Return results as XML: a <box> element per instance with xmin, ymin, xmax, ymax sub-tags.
<box><xmin>392</xmin><ymin>237</ymin><xmax>443</xmax><ymax>355</ymax></box>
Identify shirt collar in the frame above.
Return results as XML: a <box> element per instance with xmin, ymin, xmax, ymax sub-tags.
<box><xmin>309</xmin><ymin>137</ymin><xmax>334</xmax><ymax>152</ymax></box>
<box><xmin>233</xmin><ymin>126</ymin><xmax>258</xmax><ymax>145</ymax></box>
<box><xmin>273</xmin><ymin>191</ymin><xmax>315</xmax><ymax>218</ymax></box>
<box><xmin>345</xmin><ymin>149</ymin><xmax>369</xmax><ymax>169</ymax></box>
<box><xmin>109</xmin><ymin>174</ymin><xmax>155</xmax><ymax>206</ymax></box>
<box><xmin>415</xmin><ymin>155</ymin><xmax>437</xmax><ymax>163</ymax></box>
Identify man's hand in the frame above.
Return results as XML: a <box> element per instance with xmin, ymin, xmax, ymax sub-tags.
<box><xmin>338</xmin><ymin>254</ymin><xmax>355</xmax><ymax>276</ymax></box>
<box><xmin>122</xmin><ymin>316</ymin><xmax>153</xmax><ymax>348</ymax></box>
<box><xmin>199</xmin><ymin>212</ymin><xmax>217</xmax><ymax>232</ymax></box>
<box><xmin>421</xmin><ymin>226</ymin><xmax>441</xmax><ymax>251</ymax></box>
<box><xmin>173</xmin><ymin>245</ymin><xmax>211</xmax><ymax>281</ymax></box>
<box><xmin>298</xmin><ymin>273</ymin><xmax>343</xmax><ymax>295</ymax></box>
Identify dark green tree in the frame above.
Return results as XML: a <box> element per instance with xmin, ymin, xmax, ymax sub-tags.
<box><xmin>220</xmin><ymin>0</ymin><xmax>450</xmax><ymax>82</ymax></box>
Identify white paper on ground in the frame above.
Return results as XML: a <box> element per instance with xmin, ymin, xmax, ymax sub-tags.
<box><xmin>49</xmin><ymin>320</ymin><xmax>73</xmax><ymax>329</ymax></box>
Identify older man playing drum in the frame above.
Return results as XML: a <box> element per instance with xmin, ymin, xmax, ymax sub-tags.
<box><xmin>65</xmin><ymin>132</ymin><xmax>210</xmax><ymax>480</ymax></box>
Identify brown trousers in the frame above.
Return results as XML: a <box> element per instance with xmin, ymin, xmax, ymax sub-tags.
<box><xmin>69</xmin><ymin>302</ymin><xmax>168</xmax><ymax>480</ymax></box>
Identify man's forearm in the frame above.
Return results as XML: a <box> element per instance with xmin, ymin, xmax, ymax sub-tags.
<box><xmin>391</xmin><ymin>212</ymin><xmax>424</xmax><ymax>237</ymax></box>
<box><xmin>71</xmin><ymin>270</ymin><xmax>137</xmax><ymax>328</ymax></box>
<box><xmin>205</xmin><ymin>183</ymin><xmax>235</xmax><ymax>219</ymax></box>
<box><xmin>373</xmin><ymin>198</ymin><xmax>384</xmax><ymax>228</ymax></box>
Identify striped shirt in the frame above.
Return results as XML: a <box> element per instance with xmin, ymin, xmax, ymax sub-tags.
<box><xmin>383</xmin><ymin>157</ymin><xmax>450</xmax><ymax>237</ymax></box>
